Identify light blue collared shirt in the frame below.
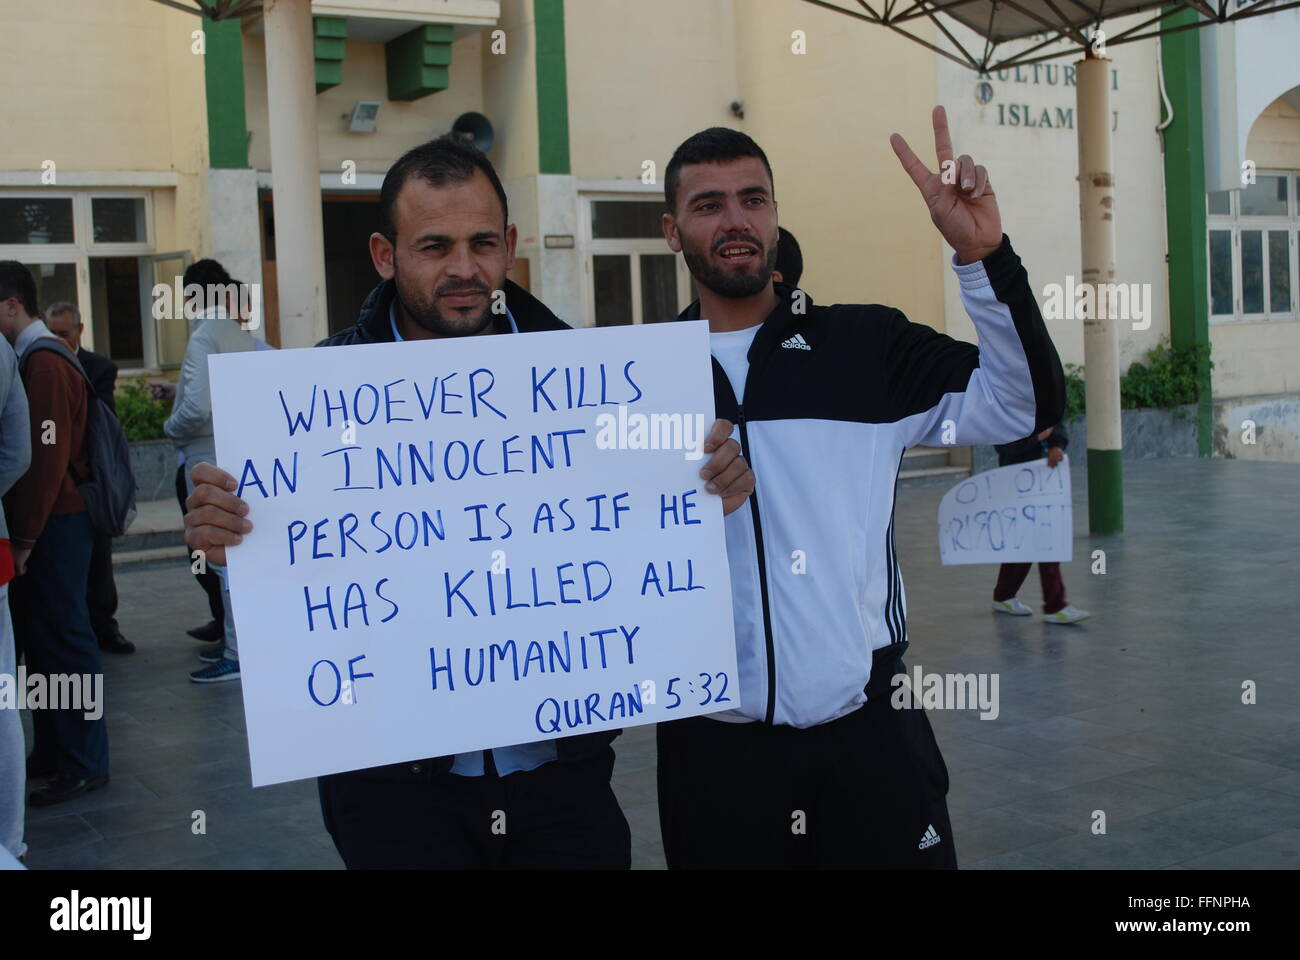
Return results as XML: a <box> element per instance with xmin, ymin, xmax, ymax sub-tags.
<box><xmin>388</xmin><ymin>296</ymin><xmax>552</xmax><ymax>778</ymax></box>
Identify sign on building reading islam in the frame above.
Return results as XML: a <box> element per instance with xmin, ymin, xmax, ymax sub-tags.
<box><xmin>981</xmin><ymin>64</ymin><xmax>1121</xmax><ymax>131</ymax></box>
<box><xmin>937</xmin><ymin>456</ymin><xmax>1074</xmax><ymax>565</ymax></box>
<box><xmin>209</xmin><ymin>321</ymin><xmax>737</xmax><ymax>786</ymax></box>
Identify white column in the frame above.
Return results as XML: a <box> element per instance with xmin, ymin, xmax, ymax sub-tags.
<box><xmin>1076</xmin><ymin>54</ymin><xmax>1123</xmax><ymax>534</ymax></box>
<box><xmin>263</xmin><ymin>0</ymin><xmax>327</xmax><ymax>347</ymax></box>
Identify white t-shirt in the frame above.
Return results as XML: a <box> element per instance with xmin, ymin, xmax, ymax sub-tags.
<box><xmin>710</xmin><ymin>324</ymin><xmax>760</xmax><ymax>403</ymax></box>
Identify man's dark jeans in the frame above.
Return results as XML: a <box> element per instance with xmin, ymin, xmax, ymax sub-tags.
<box><xmin>11</xmin><ymin>511</ymin><xmax>109</xmax><ymax>779</ymax></box>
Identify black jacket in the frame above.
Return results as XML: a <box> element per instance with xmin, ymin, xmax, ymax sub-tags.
<box><xmin>314</xmin><ymin>278</ymin><xmax>620</xmax><ymax>784</ymax></box>
<box><xmin>77</xmin><ymin>347</ymin><xmax>117</xmax><ymax>414</ymax></box>
<box><xmin>317</xmin><ymin>278</ymin><xmax>568</xmax><ymax>347</ymax></box>
<box><xmin>996</xmin><ymin>422</ymin><xmax>1069</xmax><ymax>467</ymax></box>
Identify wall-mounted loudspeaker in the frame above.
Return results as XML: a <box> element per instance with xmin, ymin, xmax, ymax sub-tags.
<box><xmin>450</xmin><ymin>112</ymin><xmax>495</xmax><ymax>154</ymax></box>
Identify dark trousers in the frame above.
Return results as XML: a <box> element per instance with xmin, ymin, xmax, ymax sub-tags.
<box><xmin>994</xmin><ymin>562</ymin><xmax>1066</xmax><ymax>614</ymax></box>
<box><xmin>317</xmin><ymin>747</ymin><xmax>630</xmax><ymax>869</ymax></box>
<box><xmin>175</xmin><ymin>464</ymin><xmax>224</xmax><ymax>624</ymax></box>
<box><xmin>87</xmin><ymin>531</ymin><xmax>120</xmax><ymax>643</ymax></box>
<box><xmin>9</xmin><ymin>511</ymin><xmax>109</xmax><ymax>780</ymax></box>
<box><xmin>657</xmin><ymin>693</ymin><xmax>957</xmax><ymax>869</ymax></box>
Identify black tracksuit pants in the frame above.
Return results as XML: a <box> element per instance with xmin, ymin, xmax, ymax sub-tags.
<box><xmin>657</xmin><ymin>670</ymin><xmax>957</xmax><ymax>870</ymax></box>
<box><xmin>175</xmin><ymin>464</ymin><xmax>224</xmax><ymax>625</ymax></box>
<box><xmin>317</xmin><ymin>746</ymin><xmax>630</xmax><ymax>870</ymax></box>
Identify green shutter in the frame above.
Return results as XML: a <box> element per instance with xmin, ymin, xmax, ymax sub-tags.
<box><xmin>534</xmin><ymin>0</ymin><xmax>570</xmax><ymax>174</ymax></box>
<box><xmin>203</xmin><ymin>17</ymin><xmax>248</xmax><ymax>169</ymax></box>
<box><xmin>386</xmin><ymin>24</ymin><xmax>455</xmax><ymax>101</ymax></box>
<box><xmin>315</xmin><ymin>16</ymin><xmax>348</xmax><ymax>93</ymax></box>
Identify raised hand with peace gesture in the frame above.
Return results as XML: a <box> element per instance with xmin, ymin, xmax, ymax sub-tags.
<box><xmin>890</xmin><ymin>105</ymin><xmax>1002</xmax><ymax>265</ymax></box>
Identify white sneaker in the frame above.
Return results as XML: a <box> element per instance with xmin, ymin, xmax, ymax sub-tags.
<box><xmin>1044</xmin><ymin>605</ymin><xmax>1091</xmax><ymax>624</ymax></box>
<box><xmin>992</xmin><ymin>598</ymin><xmax>1033</xmax><ymax>616</ymax></box>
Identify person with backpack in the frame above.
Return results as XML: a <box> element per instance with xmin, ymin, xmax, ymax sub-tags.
<box><xmin>163</xmin><ymin>259</ymin><xmax>256</xmax><ymax>684</ymax></box>
<box><xmin>45</xmin><ymin>302</ymin><xmax>134</xmax><ymax>656</ymax></box>
<box><xmin>0</xmin><ymin>260</ymin><xmax>110</xmax><ymax>806</ymax></box>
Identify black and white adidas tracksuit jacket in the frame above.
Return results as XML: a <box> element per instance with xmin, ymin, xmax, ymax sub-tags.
<box><xmin>679</xmin><ymin>235</ymin><xmax>1065</xmax><ymax>728</ymax></box>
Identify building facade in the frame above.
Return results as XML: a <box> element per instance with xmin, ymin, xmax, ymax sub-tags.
<box><xmin>0</xmin><ymin>0</ymin><xmax>1295</xmax><ymax>459</ymax></box>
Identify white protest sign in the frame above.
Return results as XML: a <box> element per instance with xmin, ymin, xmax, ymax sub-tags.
<box><xmin>937</xmin><ymin>456</ymin><xmax>1073</xmax><ymax>565</ymax></box>
<box><xmin>209</xmin><ymin>320</ymin><xmax>736</xmax><ymax>786</ymax></box>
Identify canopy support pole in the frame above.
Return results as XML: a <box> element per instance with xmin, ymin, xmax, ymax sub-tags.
<box><xmin>1076</xmin><ymin>53</ymin><xmax>1123</xmax><ymax>534</ymax></box>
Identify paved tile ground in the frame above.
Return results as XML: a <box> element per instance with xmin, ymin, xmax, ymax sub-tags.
<box><xmin>19</xmin><ymin>457</ymin><xmax>1300</xmax><ymax>869</ymax></box>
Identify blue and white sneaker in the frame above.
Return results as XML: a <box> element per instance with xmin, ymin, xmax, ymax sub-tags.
<box><xmin>190</xmin><ymin>658</ymin><xmax>241</xmax><ymax>683</ymax></box>
<box><xmin>197</xmin><ymin>643</ymin><xmax>227</xmax><ymax>663</ymax></box>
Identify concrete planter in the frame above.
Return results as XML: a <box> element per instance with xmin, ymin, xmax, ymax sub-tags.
<box><xmin>971</xmin><ymin>404</ymin><xmax>1198</xmax><ymax>474</ymax></box>
<box><xmin>130</xmin><ymin>439</ymin><xmax>176</xmax><ymax>502</ymax></box>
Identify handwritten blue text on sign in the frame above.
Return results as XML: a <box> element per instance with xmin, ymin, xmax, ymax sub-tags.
<box><xmin>937</xmin><ymin>456</ymin><xmax>1073</xmax><ymax>565</ymax></box>
<box><xmin>210</xmin><ymin>321</ymin><xmax>736</xmax><ymax>786</ymax></box>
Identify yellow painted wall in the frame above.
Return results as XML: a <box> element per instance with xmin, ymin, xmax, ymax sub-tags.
<box><xmin>734</xmin><ymin>1</ymin><xmax>940</xmax><ymax>329</ymax></box>
<box><xmin>0</xmin><ymin>0</ymin><xmax>205</xmax><ymax>174</ymax></box>
<box><xmin>564</xmin><ymin>0</ymin><xmax>739</xmax><ymax>181</ymax></box>
<box><xmin>0</xmin><ymin>0</ymin><xmax>208</xmax><ymax>255</ymax></box>
<box><xmin>563</xmin><ymin>0</ymin><xmax>939</xmax><ymax>328</ymax></box>
<box><xmin>482</xmin><ymin>0</ymin><xmax>541</xmax><ymax>182</ymax></box>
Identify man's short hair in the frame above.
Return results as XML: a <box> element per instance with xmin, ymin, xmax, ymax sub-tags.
<box><xmin>46</xmin><ymin>301</ymin><xmax>81</xmax><ymax>326</ymax></box>
<box><xmin>379</xmin><ymin>135</ymin><xmax>509</xmax><ymax>242</ymax></box>
<box><xmin>0</xmin><ymin>260</ymin><xmax>39</xmax><ymax>317</ymax></box>
<box><xmin>183</xmin><ymin>258</ymin><xmax>232</xmax><ymax>290</ymax></box>
<box><xmin>775</xmin><ymin>227</ymin><xmax>803</xmax><ymax>289</ymax></box>
<box><xmin>664</xmin><ymin>127</ymin><xmax>775</xmax><ymax>215</ymax></box>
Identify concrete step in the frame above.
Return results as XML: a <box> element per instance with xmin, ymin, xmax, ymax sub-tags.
<box><xmin>901</xmin><ymin>447</ymin><xmax>953</xmax><ymax>472</ymax></box>
<box><xmin>898</xmin><ymin>464</ymin><xmax>970</xmax><ymax>482</ymax></box>
<box><xmin>114</xmin><ymin>499</ymin><xmax>186</xmax><ymax>565</ymax></box>
<box><xmin>899</xmin><ymin>446</ymin><xmax>970</xmax><ymax>485</ymax></box>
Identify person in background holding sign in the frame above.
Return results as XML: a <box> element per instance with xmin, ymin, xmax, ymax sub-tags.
<box><xmin>991</xmin><ymin>423</ymin><xmax>1090</xmax><ymax>624</ymax></box>
<box><xmin>655</xmin><ymin>110</ymin><xmax>1065</xmax><ymax>868</ymax></box>
<box><xmin>0</xmin><ymin>261</ymin><xmax>110</xmax><ymax>806</ymax></box>
<box><xmin>182</xmin><ymin>136</ymin><xmax>756</xmax><ymax>869</ymax></box>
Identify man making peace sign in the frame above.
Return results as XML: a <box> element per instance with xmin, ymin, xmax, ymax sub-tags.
<box><xmin>655</xmin><ymin>107</ymin><xmax>1066</xmax><ymax>869</ymax></box>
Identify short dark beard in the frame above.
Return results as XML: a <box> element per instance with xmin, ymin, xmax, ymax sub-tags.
<box><xmin>682</xmin><ymin>233</ymin><xmax>778</xmax><ymax>299</ymax></box>
<box><xmin>392</xmin><ymin>259</ymin><xmax>495</xmax><ymax>338</ymax></box>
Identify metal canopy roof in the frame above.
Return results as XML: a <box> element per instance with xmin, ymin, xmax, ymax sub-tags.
<box><xmin>800</xmin><ymin>0</ymin><xmax>1300</xmax><ymax>70</ymax></box>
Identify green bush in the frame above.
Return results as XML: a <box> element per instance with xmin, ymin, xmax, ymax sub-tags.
<box><xmin>1062</xmin><ymin>339</ymin><xmax>1212</xmax><ymax>421</ymax></box>
<box><xmin>115</xmin><ymin>379</ymin><xmax>170</xmax><ymax>443</ymax></box>
<box><xmin>1120</xmin><ymin>340</ymin><xmax>1213</xmax><ymax>413</ymax></box>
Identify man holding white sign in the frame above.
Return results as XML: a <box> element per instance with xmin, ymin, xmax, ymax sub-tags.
<box><xmin>990</xmin><ymin>423</ymin><xmax>1090</xmax><ymax>624</ymax></box>
<box><xmin>185</xmin><ymin>137</ymin><xmax>755</xmax><ymax>870</ymax></box>
<box><xmin>654</xmin><ymin>111</ymin><xmax>1066</xmax><ymax>868</ymax></box>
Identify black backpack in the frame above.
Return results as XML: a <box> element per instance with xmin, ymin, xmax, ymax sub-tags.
<box><xmin>19</xmin><ymin>338</ymin><xmax>138</xmax><ymax>537</ymax></box>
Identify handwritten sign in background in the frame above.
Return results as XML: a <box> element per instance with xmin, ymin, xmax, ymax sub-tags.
<box><xmin>210</xmin><ymin>321</ymin><xmax>736</xmax><ymax>786</ymax></box>
<box><xmin>937</xmin><ymin>456</ymin><xmax>1073</xmax><ymax>565</ymax></box>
